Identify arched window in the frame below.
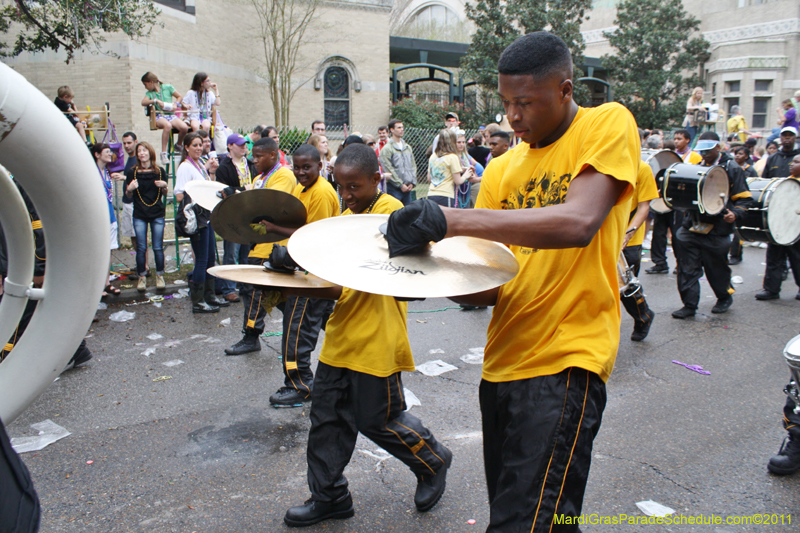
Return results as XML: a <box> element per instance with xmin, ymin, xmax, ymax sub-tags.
<box><xmin>324</xmin><ymin>66</ymin><xmax>349</xmax><ymax>129</ymax></box>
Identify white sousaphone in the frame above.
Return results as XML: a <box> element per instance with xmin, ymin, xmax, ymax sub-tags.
<box><xmin>0</xmin><ymin>63</ymin><xmax>109</xmax><ymax>423</ymax></box>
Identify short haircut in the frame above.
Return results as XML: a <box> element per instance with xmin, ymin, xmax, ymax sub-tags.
<box><xmin>195</xmin><ymin>129</ymin><xmax>209</xmax><ymax>139</ymax></box>
<box><xmin>485</xmin><ymin>123</ymin><xmax>501</xmax><ymax>135</ymax></box>
<box><xmin>498</xmin><ymin>32</ymin><xmax>573</xmax><ymax>81</ymax></box>
<box><xmin>490</xmin><ymin>131</ymin><xmax>511</xmax><ymax>143</ymax></box>
<box><xmin>744</xmin><ymin>137</ymin><xmax>757</xmax><ymax>147</ymax></box>
<box><xmin>335</xmin><ymin>144</ymin><xmax>379</xmax><ymax>175</ymax></box>
<box><xmin>733</xmin><ymin>146</ymin><xmax>750</xmax><ymax>156</ymax></box>
<box><xmin>57</xmin><ymin>85</ymin><xmax>74</xmax><ymax>98</ymax></box>
<box><xmin>377</xmin><ymin>126</ymin><xmax>388</xmax><ymax>132</ymax></box>
<box><xmin>699</xmin><ymin>131</ymin><xmax>720</xmax><ymax>141</ymax></box>
<box><xmin>253</xmin><ymin>137</ymin><xmax>278</xmax><ymax>153</ymax></box>
<box><xmin>122</xmin><ymin>131</ymin><xmax>137</xmax><ymax>141</ymax></box>
<box><xmin>783</xmin><ymin>99</ymin><xmax>793</xmax><ymax>107</ymax></box>
<box><xmin>254</xmin><ymin>125</ymin><xmax>266</xmax><ymax>135</ymax></box>
<box><xmin>294</xmin><ymin>143</ymin><xmax>320</xmax><ymax>161</ymax></box>
<box><xmin>90</xmin><ymin>142</ymin><xmax>110</xmax><ymax>159</ymax></box>
<box><xmin>768</xmin><ymin>141</ymin><xmax>779</xmax><ymax>149</ymax></box>
<box><xmin>645</xmin><ymin>135</ymin><xmax>662</xmax><ymax>149</ymax></box>
<box><xmin>264</xmin><ymin>126</ymin><xmax>278</xmax><ymax>137</ymax></box>
<box><xmin>343</xmin><ymin>135</ymin><xmax>365</xmax><ymax>147</ymax></box>
<box><xmin>388</xmin><ymin>119</ymin><xmax>403</xmax><ymax>131</ymax></box>
<box><xmin>311</xmin><ymin>120</ymin><xmax>325</xmax><ymax>130</ymax></box>
<box><xmin>673</xmin><ymin>129</ymin><xmax>691</xmax><ymax>141</ymax></box>
<box><xmin>730</xmin><ymin>105</ymin><xmax>741</xmax><ymax>114</ymax></box>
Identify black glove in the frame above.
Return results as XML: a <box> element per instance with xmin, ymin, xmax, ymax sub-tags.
<box><xmin>267</xmin><ymin>244</ymin><xmax>299</xmax><ymax>273</ymax></box>
<box><xmin>217</xmin><ymin>186</ymin><xmax>237</xmax><ymax>199</ymax></box>
<box><xmin>385</xmin><ymin>199</ymin><xmax>447</xmax><ymax>258</ymax></box>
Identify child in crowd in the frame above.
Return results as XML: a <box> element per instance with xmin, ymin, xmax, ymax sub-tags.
<box><xmin>426</xmin><ymin>128</ymin><xmax>466</xmax><ymax>208</ymax></box>
<box><xmin>140</xmin><ymin>72</ymin><xmax>189</xmax><ymax>165</ymax></box>
<box><xmin>281</xmin><ymin>144</ymin><xmax>452</xmax><ymax>527</ymax></box>
<box><xmin>184</xmin><ymin>71</ymin><xmax>221</xmax><ymax>133</ymax></box>
<box><xmin>54</xmin><ymin>86</ymin><xmax>87</xmax><ymax>142</ymax></box>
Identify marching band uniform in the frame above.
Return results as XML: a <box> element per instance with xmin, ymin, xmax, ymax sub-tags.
<box><xmin>672</xmin><ymin>146</ymin><xmax>754</xmax><ymax>317</ymax></box>
<box><xmin>768</xmin><ymin>395</ymin><xmax>800</xmax><ymax>475</ymax></box>
<box><xmin>621</xmin><ymin>162</ymin><xmax>658</xmax><ymax>341</ymax></box>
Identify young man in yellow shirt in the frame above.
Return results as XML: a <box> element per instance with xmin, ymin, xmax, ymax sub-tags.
<box><xmin>254</xmin><ymin>144</ymin><xmax>340</xmax><ymax>407</ymax></box>
<box><xmin>386</xmin><ymin>32</ymin><xmax>639</xmax><ymax>531</ymax></box>
<box><xmin>281</xmin><ymin>145</ymin><xmax>452</xmax><ymax>527</ymax></box>
<box><xmin>226</xmin><ymin>137</ymin><xmax>297</xmax><ymax>356</ymax></box>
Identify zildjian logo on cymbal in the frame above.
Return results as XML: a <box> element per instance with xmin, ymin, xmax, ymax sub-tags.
<box><xmin>361</xmin><ymin>260</ymin><xmax>426</xmax><ymax>275</ymax></box>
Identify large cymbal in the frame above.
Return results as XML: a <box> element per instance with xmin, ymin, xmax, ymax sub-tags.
<box><xmin>287</xmin><ymin>214</ymin><xmax>519</xmax><ymax>298</ymax></box>
<box><xmin>184</xmin><ymin>180</ymin><xmax>226</xmax><ymax>211</ymax></box>
<box><xmin>207</xmin><ymin>265</ymin><xmax>333</xmax><ymax>288</ymax></box>
<box><xmin>210</xmin><ymin>189</ymin><xmax>306</xmax><ymax>244</ymax></box>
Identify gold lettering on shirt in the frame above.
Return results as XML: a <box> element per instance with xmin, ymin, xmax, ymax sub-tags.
<box><xmin>501</xmin><ymin>172</ymin><xmax>573</xmax><ymax>210</ymax></box>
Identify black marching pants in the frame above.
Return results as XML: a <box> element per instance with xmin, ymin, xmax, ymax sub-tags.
<box><xmin>307</xmin><ymin>363</ymin><xmax>450</xmax><ymax>502</ymax></box>
<box><xmin>0</xmin><ymin>420</ymin><xmax>40</xmax><ymax>533</ymax></box>
<box><xmin>675</xmin><ymin>227</ymin><xmax>733</xmax><ymax>309</ymax></box>
<box><xmin>783</xmin><ymin>393</ymin><xmax>800</xmax><ymax>441</ymax></box>
<box><xmin>729</xmin><ymin>232</ymin><xmax>743</xmax><ymax>260</ymax></box>
<box><xmin>620</xmin><ymin>245</ymin><xmax>652</xmax><ymax>327</ymax></box>
<box><xmin>239</xmin><ymin>257</ymin><xmax>268</xmax><ymax>336</ymax></box>
<box><xmin>480</xmin><ymin>368</ymin><xmax>606</xmax><ymax>533</ymax></box>
<box><xmin>650</xmin><ymin>211</ymin><xmax>679</xmax><ymax>269</ymax></box>
<box><xmin>763</xmin><ymin>242</ymin><xmax>800</xmax><ymax>294</ymax></box>
<box><xmin>280</xmin><ymin>296</ymin><xmax>334</xmax><ymax>395</ymax></box>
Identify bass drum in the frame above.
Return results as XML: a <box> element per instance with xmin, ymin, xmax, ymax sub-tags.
<box><xmin>737</xmin><ymin>178</ymin><xmax>800</xmax><ymax>245</ymax></box>
<box><xmin>641</xmin><ymin>150</ymin><xmax>681</xmax><ymax>214</ymax></box>
<box><xmin>662</xmin><ymin>163</ymin><xmax>729</xmax><ymax>215</ymax></box>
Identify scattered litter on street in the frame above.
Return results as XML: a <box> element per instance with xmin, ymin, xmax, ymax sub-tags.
<box><xmin>403</xmin><ymin>388</ymin><xmax>421</xmax><ymax>410</ymax></box>
<box><xmin>97</xmin><ymin>302</ymin><xmax>107</xmax><ymax>311</ymax></box>
<box><xmin>164</xmin><ymin>340</ymin><xmax>182</xmax><ymax>348</ymax></box>
<box><xmin>162</xmin><ymin>360</ymin><xmax>184</xmax><ymax>367</ymax></box>
<box><xmin>408</xmin><ymin>306</ymin><xmax>460</xmax><ymax>314</ymax></box>
<box><xmin>147</xmin><ymin>333</ymin><xmax>164</xmax><ymax>340</ymax></box>
<box><xmin>109</xmin><ymin>310</ymin><xmax>135</xmax><ymax>322</ymax></box>
<box><xmin>416</xmin><ymin>360</ymin><xmax>458</xmax><ymax>376</ymax></box>
<box><xmin>461</xmin><ymin>353</ymin><xmax>484</xmax><ymax>365</ymax></box>
<box><xmin>731</xmin><ymin>276</ymin><xmax>743</xmax><ymax>284</ymax></box>
<box><xmin>11</xmin><ymin>420</ymin><xmax>71</xmax><ymax>453</ymax></box>
<box><xmin>429</xmin><ymin>348</ymin><xmax>444</xmax><ymax>354</ymax></box>
<box><xmin>142</xmin><ymin>347</ymin><xmax>157</xmax><ymax>357</ymax></box>
<box><xmin>635</xmin><ymin>500</ymin><xmax>675</xmax><ymax>517</ymax></box>
<box><xmin>358</xmin><ymin>449</ymin><xmax>393</xmax><ymax>472</ymax></box>
<box><xmin>86</xmin><ymin>460</ymin><xmax>94</xmax><ymax>465</ymax></box>
<box><xmin>467</xmin><ymin>519</ymin><xmax>476</xmax><ymax>525</ymax></box>
<box><xmin>220</xmin><ymin>318</ymin><xmax>231</xmax><ymax>326</ymax></box>
<box><xmin>153</xmin><ymin>376</ymin><xmax>172</xmax><ymax>382</ymax></box>
<box><xmin>174</xmin><ymin>279</ymin><xmax>187</xmax><ymax>285</ymax></box>
<box><xmin>672</xmin><ymin>360</ymin><xmax>710</xmax><ymax>375</ymax></box>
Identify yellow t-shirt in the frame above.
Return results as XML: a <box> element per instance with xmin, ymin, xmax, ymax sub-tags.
<box><xmin>249</xmin><ymin>166</ymin><xmax>299</xmax><ymax>259</ymax></box>
<box><xmin>475</xmin><ymin>103</ymin><xmax>639</xmax><ymax>383</ymax></box>
<box><xmin>427</xmin><ymin>153</ymin><xmax>462</xmax><ymax>198</ymax></box>
<box><xmin>677</xmin><ymin>150</ymin><xmax>702</xmax><ymax>164</ymax></box>
<box><xmin>319</xmin><ymin>194</ymin><xmax>415</xmax><ymax>377</ymax></box>
<box><xmin>727</xmin><ymin>115</ymin><xmax>748</xmax><ymax>142</ymax></box>
<box><xmin>292</xmin><ymin>177</ymin><xmax>340</xmax><ymax>224</ymax></box>
<box><xmin>627</xmin><ymin>162</ymin><xmax>659</xmax><ymax>247</ymax></box>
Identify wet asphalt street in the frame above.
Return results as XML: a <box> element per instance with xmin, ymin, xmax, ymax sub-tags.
<box><xmin>6</xmin><ymin>244</ymin><xmax>800</xmax><ymax>533</ymax></box>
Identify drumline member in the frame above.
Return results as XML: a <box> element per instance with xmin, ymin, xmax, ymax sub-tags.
<box><xmin>225</xmin><ymin>137</ymin><xmax>297</xmax><ymax>356</ymax></box>
<box><xmin>769</xmin><ymin>333</ymin><xmax>800</xmax><ymax>475</ymax></box>
<box><xmin>755</xmin><ymin>154</ymin><xmax>800</xmax><ymax>301</ymax></box>
<box><xmin>646</xmin><ymin>129</ymin><xmax>699</xmax><ymax>275</ymax></box>
<box><xmin>728</xmin><ymin>146</ymin><xmax>759</xmax><ymax>265</ymax></box>
<box><xmin>621</xmin><ymin>162</ymin><xmax>659</xmax><ymax>341</ymax></box>
<box><xmin>386</xmin><ymin>32</ymin><xmax>640</xmax><ymax>531</ymax></box>
<box><xmin>281</xmin><ymin>144</ymin><xmax>452</xmax><ymax>527</ymax></box>
<box><xmin>257</xmin><ymin>144</ymin><xmax>339</xmax><ymax>407</ymax></box>
<box><xmin>671</xmin><ymin>132</ymin><xmax>754</xmax><ymax>318</ymax></box>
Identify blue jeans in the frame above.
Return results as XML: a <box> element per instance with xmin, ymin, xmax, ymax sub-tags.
<box><xmin>386</xmin><ymin>182</ymin><xmax>414</xmax><ymax>205</ymax></box>
<box><xmin>216</xmin><ymin>240</ymin><xmax>250</xmax><ymax>295</ymax></box>
<box><xmin>132</xmin><ymin>217</ymin><xmax>165</xmax><ymax>275</ymax></box>
<box><xmin>190</xmin><ymin>225</ymin><xmax>216</xmax><ymax>284</ymax></box>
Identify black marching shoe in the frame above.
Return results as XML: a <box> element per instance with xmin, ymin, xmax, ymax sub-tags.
<box><xmin>631</xmin><ymin>313</ymin><xmax>654</xmax><ymax>342</ymax></box>
<box><xmin>224</xmin><ymin>334</ymin><xmax>261</xmax><ymax>356</ymax></box>
<box><xmin>415</xmin><ymin>447</ymin><xmax>453</xmax><ymax>512</ymax></box>
<box><xmin>728</xmin><ymin>256</ymin><xmax>742</xmax><ymax>265</ymax></box>
<box><xmin>671</xmin><ymin>307</ymin><xmax>695</xmax><ymax>319</ymax></box>
<box><xmin>755</xmin><ymin>290</ymin><xmax>779</xmax><ymax>301</ymax></box>
<box><xmin>645</xmin><ymin>264</ymin><xmax>669</xmax><ymax>274</ymax></box>
<box><xmin>63</xmin><ymin>341</ymin><xmax>93</xmax><ymax>371</ymax></box>
<box><xmin>711</xmin><ymin>295</ymin><xmax>733</xmax><ymax>314</ymax></box>
<box><xmin>190</xmin><ymin>282</ymin><xmax>219</xmax><ymax>314</ymax></box>
<box><xmin>768</xmin><ymin>437</ymin><xmax>800</xmax><ymax>475</ymax></box>
<box><xmin>204</xmin><ymin>278</ymin><xmax>230</xmax><ymax>307</ymax></box>
<box><xmin>270</xmin><ymin>386</ymin><xmax>310</xmax><ymax>407</ymax></box>
<box><xmin>284</xmin><ymin>493</ymin><xmax>355</xmax><ymax>527</ymax></box>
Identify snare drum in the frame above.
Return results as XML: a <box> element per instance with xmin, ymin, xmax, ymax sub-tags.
<box><xmin>736</xmin><ymin>178</ymin><xmax>800</xmax><ymax>245</ymax></box>
<box><xmin>662</xmin><ymin>163</ymin><xmax>729</xmax><ymax>215</ymax></box>
<box><xmin>641</xmin><ymin>150</ymin><xmax>681</xmax><ymax>214</ymax></box>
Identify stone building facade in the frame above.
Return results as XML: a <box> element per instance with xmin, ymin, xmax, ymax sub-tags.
<box><xmin>2</xmin><ymin>0</ymin><xmax>393</xmax><ymax>146</ymax></box>
<box><xmin>581</xmin><ymin>0</ymin><xmax>800</xmax><ymax>131</ymax></box>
